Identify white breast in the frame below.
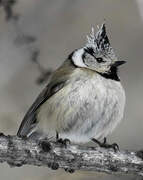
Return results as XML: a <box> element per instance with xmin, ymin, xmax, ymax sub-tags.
<box><xmin>37</xmin><ymin>69</ymin><xmax>125</xmax><ymax>143</ymax></box>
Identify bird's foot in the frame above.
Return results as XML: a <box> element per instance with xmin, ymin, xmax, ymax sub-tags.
<box><xmin>65</xmin><ymin>168</ymin><xmax>75</xmax><ymax>173</ymax></box>
<box><xmin>56</xmin><ymin>138</ymin><xmax>71</xmax><ymax>147</ymax></box>
<box><xmin>91</xmin><ymin>137</ymin><xmax>119</xmax><ymax>152</ymax></box>
<box><xmin>56</xmin><ymin>132</ymin><xmax>70</xmax><ymax>147</ymax></box>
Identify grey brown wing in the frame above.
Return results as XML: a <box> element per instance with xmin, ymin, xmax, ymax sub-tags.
<box><xmin>17</xmin><ymin>81</ymin><xmax>65</xmax><ymax>137</ymax></box>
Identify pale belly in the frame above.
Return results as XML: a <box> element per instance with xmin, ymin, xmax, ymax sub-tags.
<box><xmin>37</xmin><ymin>73</ymin><xmax>125</xmax><ymax>143</ymax></box>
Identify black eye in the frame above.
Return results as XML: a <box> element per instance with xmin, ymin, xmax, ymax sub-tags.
<box><xmin>96</xmin><ymin>57</ymin><xmax>105</xmax><ymax>63</ymax></box>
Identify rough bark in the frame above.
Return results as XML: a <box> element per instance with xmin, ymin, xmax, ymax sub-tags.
<box><xmin>0</xmin><ymin>133</ymin><xmax>143</xmax><ymax>176</ymax></box>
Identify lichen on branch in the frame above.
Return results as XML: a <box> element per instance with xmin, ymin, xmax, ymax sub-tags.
<box><xmin>0</xmin><ymin>133</ymin><xmax>143</xmax><ymax>176</ymax></box>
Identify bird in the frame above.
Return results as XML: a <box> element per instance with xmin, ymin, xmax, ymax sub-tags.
<box><xmin>17</xmin><ymin>23</ymin><xmax>126</xmax><ymax>149</ymax></box>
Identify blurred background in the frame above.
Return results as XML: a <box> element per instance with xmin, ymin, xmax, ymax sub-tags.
<box><xmin>0</xmin><ymin>0</ymin><xmax>143</xmax><ymax>179</ymax></box>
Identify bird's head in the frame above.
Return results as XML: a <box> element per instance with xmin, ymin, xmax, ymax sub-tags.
<box><xmin>71</xmin><ymin>23</ymin><xmax>126</xmax><ymax>74</ymax></box>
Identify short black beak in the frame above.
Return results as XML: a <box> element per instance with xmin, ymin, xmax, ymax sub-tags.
<box><xmin>113</xmin><ymin>61</ymin><xmax>126</xmax><ymax>67</ymax></box>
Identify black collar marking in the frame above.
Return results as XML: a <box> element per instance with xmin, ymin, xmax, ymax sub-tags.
<box><xmin>68</xmin><ymin>51</ymin><xmax>78</xmax><ymax>68</ymax></box>
<box><xmin>98</xmin><ymin>66</ymin><xmax>120</xmax><ymax>81</ymax></box>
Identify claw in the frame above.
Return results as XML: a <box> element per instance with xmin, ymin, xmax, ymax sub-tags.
<box><xmin>91</xmin><ymin>138</ymin><xmax>119</xmax><ymax>152</ymax></box>
<box><xmin>56</xmin><ymin>138</ymin><xmax>70</xmax><ymax>147</ymax></box>
<box><xmin>56</xmin><ymin>132</ymin><xmax>70</xmax><ymax>147</ymax></box>
<box><xmin>110</xmin><ymin>143</ymin><xmax>119</xmax><ymax>152</ymax></box>
<box><xmin>65</xmin><ymin>168</ymin><xmax>75</xmax><ymax>173</ymax></box>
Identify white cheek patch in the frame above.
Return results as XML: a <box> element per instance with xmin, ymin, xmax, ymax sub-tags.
<box><xmin>72</xmin><ymin>48</ymin><xmax>87</xmax><ymax>68</ymax></box>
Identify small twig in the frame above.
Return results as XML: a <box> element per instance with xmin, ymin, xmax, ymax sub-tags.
<box><xmin>30</xmin><ymin>49</ymin><xmax>53</xmax><ymax>85</ymax></box>
<box><xmin>0</xmin><ymin>133</ymin><xmax>143</xmax><ymax>176</ymax></box>
<box><xmin>0</xmin><ymin>0</ymin><xmax>52</xmax><ymax>84</ymax></box>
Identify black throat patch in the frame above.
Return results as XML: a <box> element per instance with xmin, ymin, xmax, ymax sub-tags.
<box><xmin>68</xmin><ymin>51</ymin><xmax>120</xmax><ymax>81</ymax></box>
<box><xmin>98</xmin><ymin>66</ymin><xmax>120</xmax><ymax>81</ymax></box>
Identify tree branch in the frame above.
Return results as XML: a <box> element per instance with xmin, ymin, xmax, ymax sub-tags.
<box><xmin>0</xmin><ymin>133</ymin><xmax>143</xmax><ymax>176</ymax></box>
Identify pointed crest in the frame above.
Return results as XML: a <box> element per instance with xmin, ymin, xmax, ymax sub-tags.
<box><xmin>86</xmin><ymin>23</ymin><xmax>115</xmax><ymax>57</ymax></box>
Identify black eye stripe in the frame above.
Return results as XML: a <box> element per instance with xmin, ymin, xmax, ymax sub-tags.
<box><xmin>84</xmin><ymin>47</ymin><xmax>95</xmax><ymax>57</ymax></box>
<box><xmin>84</xmin><ymin>48</ymin><xmax>106</xmax><ymax>63</ymax></box>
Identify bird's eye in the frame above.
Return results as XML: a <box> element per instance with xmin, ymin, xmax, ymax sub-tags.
<box><xmin>96</xmin><ymin>57</ymin><xmax>105</xmax><ymax>63</ymax></box>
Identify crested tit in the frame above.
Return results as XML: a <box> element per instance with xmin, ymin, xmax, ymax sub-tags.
<box><xmin>17</xmin><ymin>24</ymin><xmax>126</xmax><ymax>148</ymax></box>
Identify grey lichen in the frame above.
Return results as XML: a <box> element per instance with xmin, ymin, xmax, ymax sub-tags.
<box><xmin>0</xmin><ymin>133</ymin><xmax>143</xmax><ymax>176</ymax></box>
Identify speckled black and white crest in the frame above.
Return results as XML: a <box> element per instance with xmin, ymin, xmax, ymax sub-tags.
<box><xmin>86</xmin><ymin>24</ymin><xmax>116</xmax><ymax>59</ymax></box>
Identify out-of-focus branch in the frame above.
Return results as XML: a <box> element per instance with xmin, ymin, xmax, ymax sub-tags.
<box><xmin>0</xmin><ymin>0</ymin><xmax>53</xmax><ymax>84</ymax></box>
<box><xmin>30</xmin><ymin>49</ymin><xmax>53</xmax><ymax>85</ymax></box>
<box><xmin>0</xmin><ymin>133</ymin><xmax>143</xmax><ymax>176</ymax></box>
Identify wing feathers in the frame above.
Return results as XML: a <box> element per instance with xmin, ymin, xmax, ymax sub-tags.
<box><xmin>17</xmin><ymin>81</ymin><xmax>65</xmax><ymax>137</ymax></box>
<box><xmin>17</xmin><ymin>59</ymin><xmax>76</xmax><ymax>137</ymax></box>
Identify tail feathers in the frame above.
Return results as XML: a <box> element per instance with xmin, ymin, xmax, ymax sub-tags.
<box><xmin>17</xmin><ymin>113</ymin><xmax>37</xmax><ymax>138</ymax></box>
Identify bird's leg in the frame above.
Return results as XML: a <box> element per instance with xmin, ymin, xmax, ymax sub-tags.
<box><xmin>56</xmin><ymin>131</ymin><xmax>59</xmax><ymax>140</ymax></box>
<box><xmin>55</xmin><ymin>132</ymin><xmax>74</xmax><ymax>173</ymax></box>
<box><xmin>56</xmin><ymin>132</ymin><xmax>70</xmax><ymax>147</ymax></box>
<box><xmin>91</xmin><ymin>137</ymin><xmax>119</xmax><ymax>152</ymax></box>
